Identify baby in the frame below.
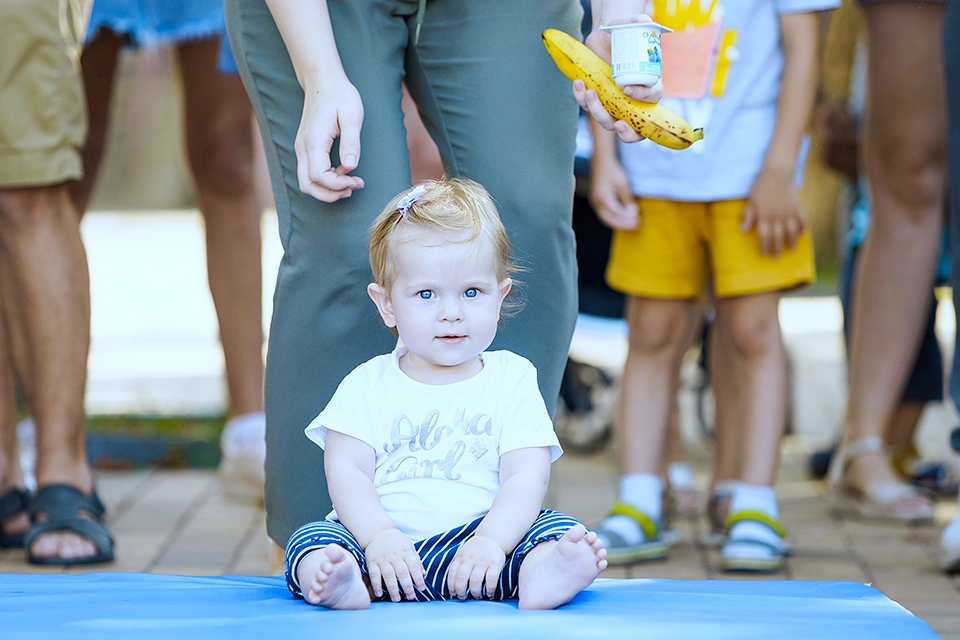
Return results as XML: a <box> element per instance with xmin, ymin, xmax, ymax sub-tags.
<box><xmin>285</xmin><ymin>177</ymin><xmax>606</xmax><ymax>610</ymax></box>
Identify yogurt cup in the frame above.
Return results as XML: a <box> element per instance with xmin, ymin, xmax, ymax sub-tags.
<box><xmin>600</xmin><ymin>21</ymin><xmax>672</xmax><ymax>87</ymax></box>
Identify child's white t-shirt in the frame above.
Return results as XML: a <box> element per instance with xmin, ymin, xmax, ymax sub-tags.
<box><xmin>304</xmin><ymin>348</ymin><xmax>562</xmax><ymax>542</ymax></box>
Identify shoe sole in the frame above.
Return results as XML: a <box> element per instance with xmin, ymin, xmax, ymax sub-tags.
<box><xmin>606</xmin><ymin>542</ymin><xmax>670</xmax><ymax>565</ymax></box>
<box><xmin>828</xmin><ymin>490</ymin><xmax>936</xmax><ymax>524</ymax></box>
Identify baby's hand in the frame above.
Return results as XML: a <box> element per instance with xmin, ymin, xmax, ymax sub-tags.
<box><xmin>363</xmin><ymin>528</ymin><xmax>426</xmax><ymax>602</ymax></box>
<box><xmin>446</xmin><ymin>535</ymin><xmax>506</xmax><ymax>600</ymax></box>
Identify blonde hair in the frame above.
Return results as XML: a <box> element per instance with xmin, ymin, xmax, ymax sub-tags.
<box><xmin>369</xmin><ymin>177</ymin><xmax>516</xmax><ymax>291</ymax></box>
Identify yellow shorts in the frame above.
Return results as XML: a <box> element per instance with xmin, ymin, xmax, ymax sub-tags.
<box><xmin>606</xmin><ymin>198</ymin><xmax>816</xmax><ymax>299</ymax></box>
<box><xmin>0</xmin><ymin>0</ymin><xmax>89</xmax><ymax>188</ymax></box>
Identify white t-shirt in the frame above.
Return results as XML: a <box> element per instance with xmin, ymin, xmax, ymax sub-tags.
<box><xmin>617</xmin><ymin>0</ymin><xmax>839</xmax><ymax>201</ymax></box>
<box><xmin>304</xmin><ymin>348</ymin><xmax>562</xmax><ymax>542</ymax></box>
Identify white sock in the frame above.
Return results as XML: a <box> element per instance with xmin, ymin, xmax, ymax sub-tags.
<box><xmin>729</xmin><ymin>483</ymin><xmax>778</xmax><ymax>518</ymax></box>
<box><xmin>667</xmin><ymin>462</ymin><xmax>694</xmax><ymax>490</ymax></box>
<box><xmin>619</xmin><ymin>473</ymin><xmax>663</xmax><ymax>520</ymax></box>
<box><xmin>723</xmin><ymin>483</ymin><xmax>782</xmax><ymax>560</ymax></box>
<box><xmin>597</xmin><ymin>474</ymin><xmax>663</xmax><ymax>547</ymax></box>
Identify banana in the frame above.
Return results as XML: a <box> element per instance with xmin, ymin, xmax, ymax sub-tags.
<box><xmin>542</xmin><ymin>28</ymin><xmax>703</xmax><ymax>150</ymax></box>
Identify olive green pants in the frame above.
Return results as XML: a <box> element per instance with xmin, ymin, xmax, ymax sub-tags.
<box><xmin>225</xmin><ymin>0</ymin><xmax>582</xmax><ymax>547</ymax></box>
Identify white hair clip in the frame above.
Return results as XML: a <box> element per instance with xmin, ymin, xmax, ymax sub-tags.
<box><xmin>396</xmin><ymin>184</ymin><xmax>426</xmax><ymax>218</ymax></box>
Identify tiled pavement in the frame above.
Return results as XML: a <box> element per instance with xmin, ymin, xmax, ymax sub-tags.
<box><xmin>1</xmin><ymin>211</ymin><xmax>959</xmax><ymax>638</ymax></box>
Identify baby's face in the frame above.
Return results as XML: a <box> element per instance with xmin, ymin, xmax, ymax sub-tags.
<box><xmin>370</xmin><ymin>232</ymin><xmax>511</xmax><ymax>383</ymax></box>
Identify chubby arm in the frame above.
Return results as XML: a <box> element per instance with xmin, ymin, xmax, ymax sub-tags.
<box><xmin>264</xmin><ymin>0</ymin><xmax>365</xmax><ymax>202</ymax></box>
<box><xmin>324</xmin><ymin>430</ymin><xmax>425</xmax><ymax>601</ymax></box>
<box><xmin>589</xmin><ymin>117</ymin><xmax>640</xmax><ymax>230</ymax></box>
<box><xmin>741</xmin><ymin>11</ymin><xmax>821</xmax><ymax>256</ymax></box>
<box><xmin>446</xmin><ymin>447</ymin><xmax>551</xmax><ymax>599</ymax></box>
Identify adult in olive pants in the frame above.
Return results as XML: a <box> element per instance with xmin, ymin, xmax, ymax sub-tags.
<box><xmin>224</xmin><ymin>0</ymin><xmax>583</xmax><ymax>548</ymax></box>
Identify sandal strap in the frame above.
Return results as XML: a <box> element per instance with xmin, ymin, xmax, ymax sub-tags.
<box><xmin>0</xmin><ymin>488</ymin><xmax>28</xmax><ymax>519</ymax></box>
<box><xmin>724</xmin><ymin>510</ymin><xmax>788</xmax><ymax>539</ymax></box>
<box><xmin>608</xmin><ymin>502</ymin><xmax>659</xmax><ymax>540</ymax></box>
<box><xmin>827</xmin><ymin>435</ymin><xmax>887</xmax><ymax>488</ymax></box>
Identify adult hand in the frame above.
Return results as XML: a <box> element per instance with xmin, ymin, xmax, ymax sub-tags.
<box><xmin>295</xmin><ymin>75</ymin><xmax>366</xmax><ymax>202</ymax></box>
<box><xmin>363</xmin><ymin>528</ymin><xmax>426</xmax><ymax>602</ymax></box>
<box><xmin>577</xmin><ymin>2</ymin><xmax>662</xmax><ymax>143</ymax></box>
<box><xmin>446</xmin><ymin>535</ymin><xmax>506</xmax><ymax>600</ymax></box>
<box><xmin>741</xmin><ymin>168</ymin><xmax>806</xmax><ymax>257</ymax></box>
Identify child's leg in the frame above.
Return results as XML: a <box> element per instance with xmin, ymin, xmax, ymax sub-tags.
<box><xmin>597</xmin><ymin>296</ymin><xmax>692</xmax><ymax>559</ymax></box>
<box><xmin>285</xmin><ymin>521</ymin><xmax>371</xmax><ymax>609</ymax></box>
<box><xmin>516</xmin><ymin>524</ymin><xmax>607</xmax><ymax>610</ymax></box>
<box><xmin>713</xmin><ymin>292</ymin><xmax>788</xmax><ymax>570</ymax></box>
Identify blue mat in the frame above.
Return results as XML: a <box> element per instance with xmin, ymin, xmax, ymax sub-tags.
<box><xmin>0</xmin><ymin>574</ymin><xmax>936</xmax><ymax>639</ymax></box>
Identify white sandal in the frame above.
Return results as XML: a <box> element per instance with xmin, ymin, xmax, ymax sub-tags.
<box><xmin>826</xmin><ymin>435</ymin><xmax>935</xmax><ymax>523</ymax></box>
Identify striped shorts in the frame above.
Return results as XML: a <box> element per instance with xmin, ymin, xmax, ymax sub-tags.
<box><xmin>285</xmin><ymin>509</ymin><xmax>581</xmax><ymax>601</ymax></box>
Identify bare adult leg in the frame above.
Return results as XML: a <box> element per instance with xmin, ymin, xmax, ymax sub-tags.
<box><xmin>67</xmin><ymin>27</ymin><xmax>125</xmax><ymax>216</ymax></box>
<box><xmin>0</xmin><ymin>302</ymin><xmax>28</xmax><ymax>542</ymax></box>
<box><xmin>178</xmin><ymin>36</ymin><xmax>264</xmax><ymax>420</ymax></box>
<box><xmin>0</xmin><ymin>185</ymin><xmax>99</xmax><ymax>561</ymax></box>
<box><xmin>835</xmin><ymin>3</ymin><xmax>946</xmax><ymax>516</ymax></box>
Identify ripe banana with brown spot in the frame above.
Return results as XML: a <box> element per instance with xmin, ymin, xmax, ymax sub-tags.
<box><xmin>542</xmin><ymin>28</ymin><xmax>703</xmax><ymax>150</ymax></box>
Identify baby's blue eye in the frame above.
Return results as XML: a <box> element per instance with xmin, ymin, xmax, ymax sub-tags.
<box><xmin>418</xmin><ymin>290</ymin><xmax>434</xmax><ymax>300</ymax></box>
<box><xmin>464</xmin><ymin>288</ymin><xmax>479</xmax><ymax>298</ymax></box>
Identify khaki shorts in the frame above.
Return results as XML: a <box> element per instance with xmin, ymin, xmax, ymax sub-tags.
<box><xmin>606</xmin><ymin>198</ymin><xmax>816</xmax><ymax>299</ymax></box>
<box><xmin>0</xmin><ymin>0</ymin><xmax>90</xmax><ymax>188</ymax></box>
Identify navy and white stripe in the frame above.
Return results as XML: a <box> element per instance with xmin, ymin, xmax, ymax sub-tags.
<box><xmin>285</xmin><ymin>509</ymin><xmax>581</xmax><ymax>601</ymax></box>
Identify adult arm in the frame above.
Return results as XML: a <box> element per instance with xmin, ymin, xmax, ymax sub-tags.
<box><xmin>324</xmin><ymin>430</ymin><xmax>426</xmax><ymax>601</ymax></box>
<box><xmin>446</xmin><ymin>446</ymin><xmax>551</xmax><ymax>599</ymax></box>
<box><xmin>264</xmin><ymin>0</ymin><xmax>365</xmax><ymax>202</ymax></box>
<box><xmin>740</xmin><ymin>10</ymin><xmax>821</xmax><ymax>256</ymax></box>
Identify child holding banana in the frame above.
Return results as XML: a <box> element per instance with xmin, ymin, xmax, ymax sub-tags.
<box><xmin>587</xmin><ymin>0</ymin><xmax>837</xmax><ymax>571</ymax></box>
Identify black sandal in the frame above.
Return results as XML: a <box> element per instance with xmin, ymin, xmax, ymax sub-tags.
<box><xmin>0</xmin><ymin>488</ymin><xmax>29</xmax><ymax>548</ymax></box>
<box><xmin>24</xmin><ymin>484</ymin><xmax>115</xmax><ymax>565</ymax></box>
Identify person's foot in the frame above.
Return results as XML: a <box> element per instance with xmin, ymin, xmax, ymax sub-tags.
<box><xmin>25</xmin><ymin>484</ymin><xmax>114</xmax><ymax>565</ymax></box>
<box><xmin>218</xmin><ymin>412</ymin><xmax>266</xmax><ymax>504</ymax></box>
<box><xmin>842</xmin><ymin>449</ymin><xmax>934</xmax><ymax>520</ymax></box>
<box><xmin>302</xmin><ymin>545</ymin><xmax>371</xmax><ymax>609</ymax></box>
<box><xmin>0</xmin><ymin>488</ymin><xmax>30</xmax><ymax>547</ymax></box>
<box><xmin>518</xmin><ymin>524</ymin><xmax>607</xmax><ymax>610</ymax></box>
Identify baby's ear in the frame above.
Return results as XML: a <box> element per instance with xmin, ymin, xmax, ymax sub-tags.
<box><xmin>498</xmin><ymin>278</ymin><xmax>513</xmax><ymax>303</ymax></box>
<box><xmin>367</xmin><ymin>282</ymin><xmax>397</xmax><ymax>328</ymax></box>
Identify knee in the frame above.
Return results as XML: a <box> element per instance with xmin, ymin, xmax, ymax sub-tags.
<box><xmin>627</xmin><ymin>305</ymin><xmax>689</xmax><ymax>357</ymax></box>
<box><xmin>724</xmin><ymin>308</ymin><xmax>781</xmax><ymax>361</ymax></box>
<box><xmin>868</xmin><ymin>131</ymin><xmax>947</xmax><ymax>215</ymax></box>
<box><xmin>187</xmin><ymin>132</ymin><xmax>255</xmax><ymax>202</ymax></box>
<box><xmin>0</xmin><ymin>189</ymin><xmax>63</xmax><ymax>237</ymax></box>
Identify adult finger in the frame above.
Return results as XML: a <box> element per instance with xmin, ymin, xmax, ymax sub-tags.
<box><xmin>337</xmin><ymin>109</ymin><xmax>363</xmax><ymax>172</ymax></box>
<box><xmin>622</xmin><ymin>77</ymin><xmax>662</xmax><ymax>103</ymax></box>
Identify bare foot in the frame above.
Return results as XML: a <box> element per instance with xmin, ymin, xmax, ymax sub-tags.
<box><xmin>30</xmin><ymin>531</ymin><xmax>97</xmax><ymax>561</ymax></box>
<box><xmin>518</xmin><ymin>524</ymin><xmax>607</xmax><ymax>610</ymax></box>
<box><xmin>302</xmin><ymin>545</ymin><xmax>371</xmax><ymax>609</ymax></box>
